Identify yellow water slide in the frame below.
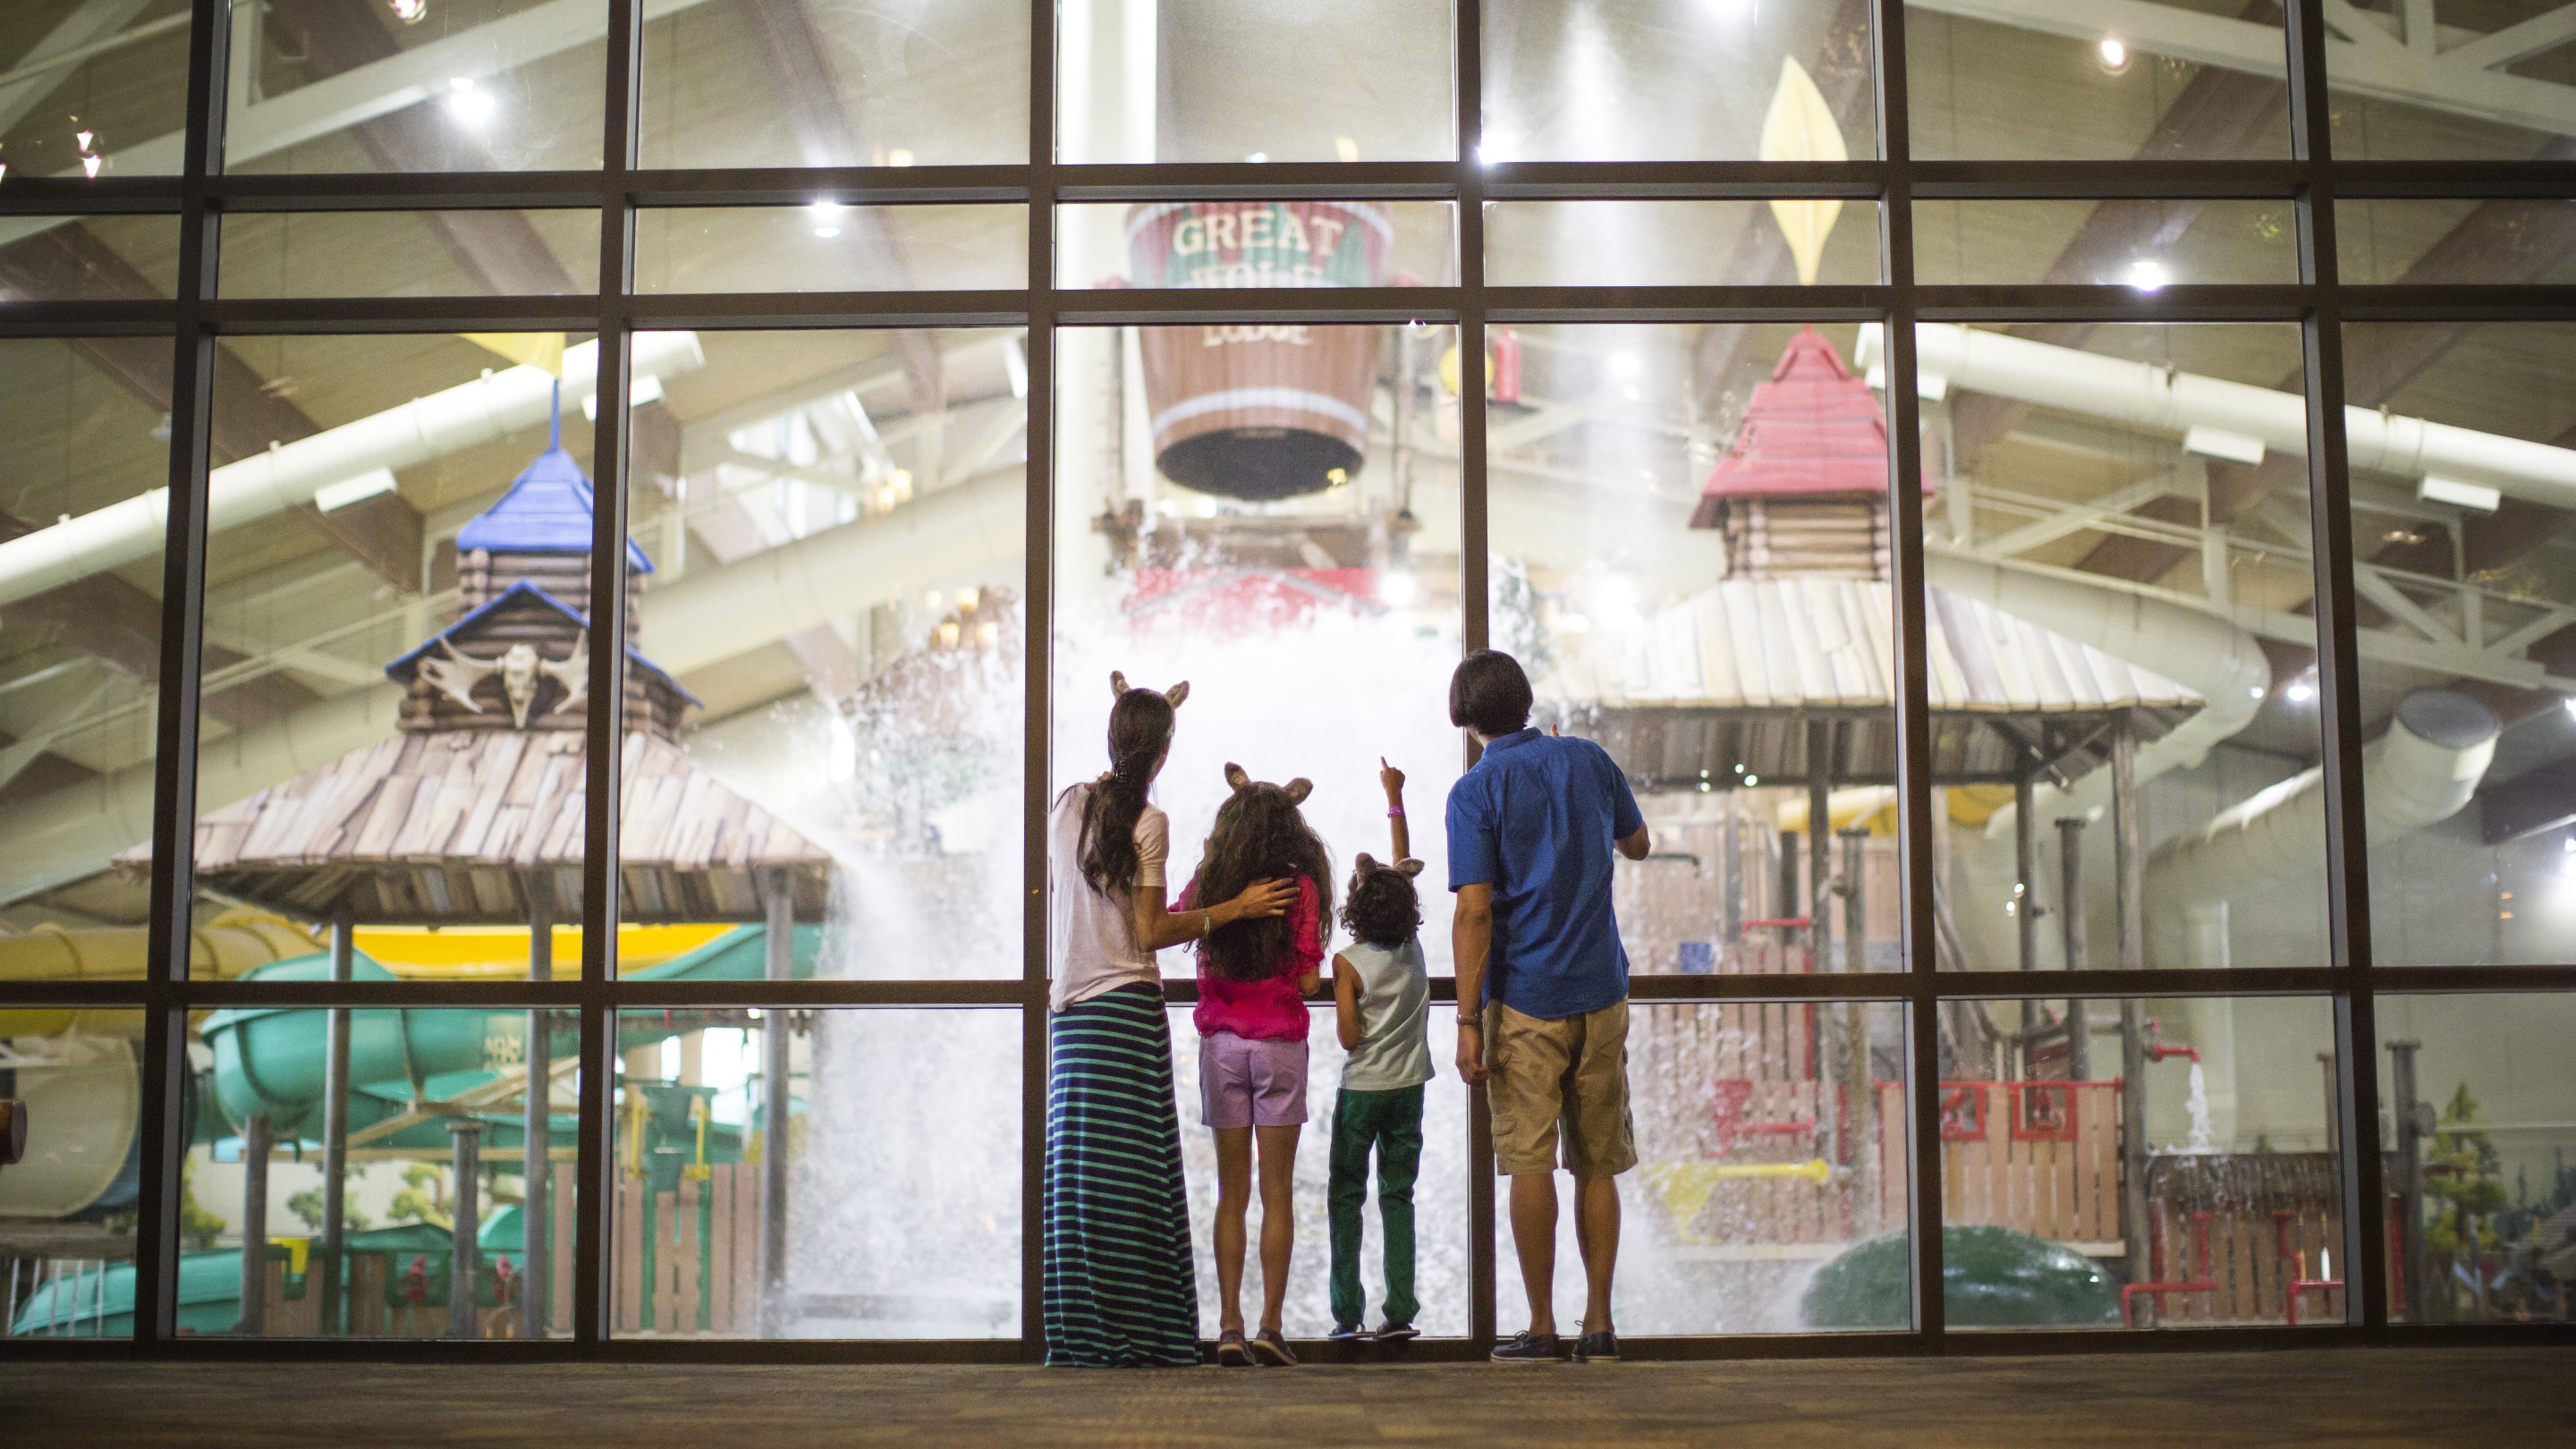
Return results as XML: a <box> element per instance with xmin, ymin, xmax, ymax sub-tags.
<box><xmin>0</xmin><ymin>912</ymin><xmax>732</xmax><ymax>1037</ymax></box>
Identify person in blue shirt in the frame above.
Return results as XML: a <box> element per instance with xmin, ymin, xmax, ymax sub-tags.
<box><xmin>1445</xmin><ymin>649</ymin><xmax>1649</xmax><ymax>1365</ymax></box>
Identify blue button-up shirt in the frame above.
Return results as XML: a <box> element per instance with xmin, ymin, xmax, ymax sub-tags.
<box><xmin>1445</xmin><ymin>728</ymin><xmax>1644</xmax><ymax>1020</ymax></box>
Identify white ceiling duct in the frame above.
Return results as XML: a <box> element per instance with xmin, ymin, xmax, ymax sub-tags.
<box><xmin>1926</xmin><ymin>552</ymin><xmax>2273</xmax><ymax>972</ymax></box>
<box><xmin>0</xmin><ymin>333</ymin><xmax>707</xmax><ymax>612</ymax></box>
<box><xmin>2147</xmin><ymin>689</ymin><xmax>2499</xmax><ymax>919</ymax></box>
<box><xmin>1861</xmin><ymin>323</ymin><xmax>2576</xmax><ymax>507</ymax></box>
<box><xmin>0</xmin><ymin>466</ymin><xmax>1026</xmax><ymax>906</ymax></box>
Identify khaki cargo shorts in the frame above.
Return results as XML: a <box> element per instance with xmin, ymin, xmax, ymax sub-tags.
<box><xmin>1483</xmin><ymin>998</ymin><xmax>1638</xmax><ymax>1178</ymax></box>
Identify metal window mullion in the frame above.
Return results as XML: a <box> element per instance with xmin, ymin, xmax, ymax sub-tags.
<box><xmin>131</xmin><ymin>0</ymin><xmax>234</xmax><ymax>1351</ymax></box>
<box><xmin>2286</xmin><ymin>0</ymin><xmax>2389</xmax><ymax>1333</ymax></box>
<box><xmin>1453</xmin><ymin>0</ymin><xmax>1498</xmax><ymax>1355</ymax></box>
<box><xmin>1869</xmin><ymin>0</ymin><xmax>1942</xmax><ymax>1348</ymax></box>
<box><xmin>1020</xmin><ymin>0</ymin><xmax>1057</xmax><ymax>1363</ymax></box>
<box><xmin>572</xmin><ymin>0</ymin><xmax>646</xmax><ymax>1355</ymax></box>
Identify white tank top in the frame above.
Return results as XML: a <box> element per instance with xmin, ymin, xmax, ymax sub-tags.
<box><xmin>1338</xmin><ymin>936</ymin><xmax>1433</xmax><ymax>1091</ymax></box>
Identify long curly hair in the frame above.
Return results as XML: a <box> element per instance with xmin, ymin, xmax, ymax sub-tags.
<box><xmin>1194</xmin><ymin>767</ymin><xmax>1334</xmax><ymax>982</ymax></box>
<box><xmin>1075</xmin><ymin>682</ymin><xmax>1179</xmax><ymax>897</ymax></box>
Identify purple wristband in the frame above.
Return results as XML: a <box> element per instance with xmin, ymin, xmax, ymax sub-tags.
<box><xmin>1386</xmin><ymin>807</ymin><xmax>1406</xmax><ymax>818</ymax></box>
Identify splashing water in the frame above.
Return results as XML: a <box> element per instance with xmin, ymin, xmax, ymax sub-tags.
<box><xmin>2183</xmin><ymin>1061</ymin><xmax>2216</xmax><ymax>1154</ymax></box>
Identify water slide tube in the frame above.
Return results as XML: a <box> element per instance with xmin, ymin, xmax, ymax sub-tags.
<box><xmin>6</xmin><ymin>924</ymin><xmax>820</xmax><ymax>1336</ymax></box>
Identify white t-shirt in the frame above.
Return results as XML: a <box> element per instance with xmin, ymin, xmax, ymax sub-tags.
<box><xmin>1048</xmin><ymin>782</ymin><xmax>1170</xmax><ymax>1012</ymax></box>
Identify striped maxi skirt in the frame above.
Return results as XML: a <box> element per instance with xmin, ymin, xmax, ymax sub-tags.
<box><xmin>1042</xmin><ymin>981</ymin><xmax>1202</xmax><ymax>1367</ymax></box>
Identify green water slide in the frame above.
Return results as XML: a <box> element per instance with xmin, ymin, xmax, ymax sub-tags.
<box><xmin>197</xmin><ymin>923</ymin><xmax>821</xmax><ymax>1148</ymax></box>
<box><xmin>8</xmin><ymin>925</ymin><xmax>818</xmax><ymax>1338</ymax></box>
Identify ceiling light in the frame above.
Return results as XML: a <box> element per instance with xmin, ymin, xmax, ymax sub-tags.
<box><xmin>390</xmin><ymin>0</ymin><xmax>429</xmax><ymax>20</ymax></box>
<box><xmin>80</xmin><ymin>154</ymin><xmax>101</xmax><ymax>178</ymax></box>
<box><xmin>886</xmin><ymin>148</ymin><xmax>914</xmax><ymax>167</ymax></box>
<box><xmin>1246</xmin><ymin>151</ymin><xmax>1269</xmax><ymax>164</ymax></box>
<box><xmin>1609</xmin><ymin>351</ymin><xmax>1643</xmax><ymax>379</ymax></box>
<box><xmin>1744</xmin><ymin>774</ymin><xmax>1759</xmax><ymax>786</ymax></box>
<box><xmin>2125</xmin><ymin>258</ymin><xmax>2169</xmax><ymax>292</ymax></box>
<box><xmin>445</xmin><ymin>77</ymin><xmax>496</xmax><ymax>127</ymax></box>
<box><xmin>2097</xmin><ymin>37</ymin><xmax>2131</xmax><ymax>72</ymax></box>
<box><xmin>1334</xmin><ymin>135</ymin><xmax>1360</xmax><ymax>163</ymax></box>
<box><xmin>2284</xmin><ymin>679</ymin><xmax>2316</xmax><ymax>704</ymax></box>
<box><xmin>75</xmin><ymin>129</ymin><xmax>93</xmax><ymax>151</ymax></box>
<box><xmin>809</xmin><ymin>200</ymin><xmax>844</xmax><ymax>238</ymax></box>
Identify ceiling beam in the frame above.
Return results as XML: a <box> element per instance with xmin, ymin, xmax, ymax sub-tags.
<box><xmin>0</xmin><ymin>0</ymin><xmax>157</xmax><ymax>134</ymax></box>
<box><xmin>730</xmin><ymin>0</ymin><xmax>947</xmax><ymax>422</ymax></box>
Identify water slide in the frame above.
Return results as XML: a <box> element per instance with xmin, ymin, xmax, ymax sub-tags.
<box><xmin>4</xmin><ymin>924</ymin><xmax>820</xmax><ymax>1335</ymax></box>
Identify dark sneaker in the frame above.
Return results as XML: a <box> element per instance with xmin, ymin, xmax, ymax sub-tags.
<box><xmin>1374</xmin><ymin>1321</ymin><xmax>1421</xmax><ymax>1343</ymax></box>
<box><xmin>1326</xmin><ymin>1323</ymin><xmax>1370</xmax><ymax>1343</ymax></box>
<box><xmin>1489</xmin><ymin>1330</ymin><xmax>1564</xmax><ymax>1363</ymax></box>
<box><xmin>1573</xmin><ymin>1328</ymin><xmax>1620</xmax><ymax>1361</ymax></box>
<box><xmin>1248</xmin><ymin>1326</ymin><xmax>1299</xmax><ymax>1366</ymax></box>
<box><xmin>1215</xmin><ymin>1328</ymin><xmax>1251</xmax><ymax>1367</ymax></box>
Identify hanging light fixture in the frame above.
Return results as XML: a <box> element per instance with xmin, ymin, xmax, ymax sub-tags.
<box><xmin>390</xmin><ymin>0</ymin><xmax>429</xmax><ymax>21</ymax></box>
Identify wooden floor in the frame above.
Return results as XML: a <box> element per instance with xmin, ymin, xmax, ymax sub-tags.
<box><xmin>6</xmin><ymin>1348</ymin><xmax>2571</xmax><ymax>1447</ymax></box>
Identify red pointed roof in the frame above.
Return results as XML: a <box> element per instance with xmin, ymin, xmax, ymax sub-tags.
<box><xmin>1691</xmin><ymin>327</ymin><xmax>1923</xmax><ymax>528</ymax></box>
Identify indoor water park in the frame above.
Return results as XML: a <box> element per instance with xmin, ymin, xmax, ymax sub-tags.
<box><xmin>3</xmin><ymin>0</ymin><xmax>2573</xmax><ymax>1370</ymax></box>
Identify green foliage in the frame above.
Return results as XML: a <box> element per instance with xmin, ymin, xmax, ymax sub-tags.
<box><xmin>178</xmin><ymin>1156</ymin><xmax>225</xmax><ymax>1250</ymax></box>
<box><xmin>284</xmin><ymin>1185</ymin><xmax>369</xmax><ymax>1233</ymax></box>
<box><xmin>2423</xmin><ymin>1081</ymin><xmax>2507</xmax><ymax>1257</ymax></box>
<box><xmin>386</xmin><ymin>1163</ymin><xmax>451</xmax><ymax>1230</ymax></box>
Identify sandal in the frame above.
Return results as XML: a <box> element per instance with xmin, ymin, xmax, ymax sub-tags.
<box><xmin>1374</xmin><ymin>1321</ymin><xmax>1420</xmax><ymax>1343</ymax></box>
<box><xmin>1215</xmin><ymin>1328</ymin><xmax>1251</xmax><ymax>1367</ymax></box>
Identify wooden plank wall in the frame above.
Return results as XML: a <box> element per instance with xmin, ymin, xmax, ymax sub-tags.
<box><xmin>1893</xmin><ymin>1083</ymin><xmax>2120</xmax><ymax>1244</ymax></box>
<box><xmin>619</xmin><ymin>1161</ymin><xmax>757</xmax><ymax>1335</ymax></box>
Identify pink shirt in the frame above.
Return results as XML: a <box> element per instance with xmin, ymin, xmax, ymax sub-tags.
<box><xmin>1177</xmin><ymin>876</ymin><xmax>1321</xmax><ymax>1042</ymax></box>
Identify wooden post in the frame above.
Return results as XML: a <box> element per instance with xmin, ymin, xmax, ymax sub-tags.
<box><xmin>2111</xmin><ymin>717</ymin><xmax>2152</xmax><ymax>1313</ymax></box>
<box><xmin>318</xmin><ymin>911</ymin><xmax>354</xmax><ymax>1336</ymax></box>
<box><xmin>448</xmin><ymin>1119</ymin><xmax>485</xmax><ymax>1339</ymax></box>
<box><xmin>758</xmin><ymin>867</ymin><xmax>794</xmax><ymax>1335</ymax></box>
<box><xmin>2014</xmin><ymin>769</ymin><xmax>2038</xmax><ymax>1054</ymax></box>
<box><xmin>1839</xmin><ymin>825</ymin><xmax>1875</xmax><ymax>1215</ymax></box>
<box><xmin>1805</xmin><ymin>718</ymin><xmax>1836</xmax><ymax>1174</ymax></box>
<box><xmin>521</xmin><ymin>876</ymin><xmax>553</xmax><ymax>1340</ymax></box>
<box><xmin>236</xmin><ymin>1112</ymin><xmax>270</xmax><ymax>1336</ymax></box>
<box><xmin>2055</xmin><ymin>817</ymin><xmax>2090</xmax><ymax>1082</ymax></box>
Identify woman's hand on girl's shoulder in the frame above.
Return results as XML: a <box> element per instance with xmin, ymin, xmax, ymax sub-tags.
<box><xmin>1224</xmin><ymin>877</ymin><xmax>1298</xmax><ymax>922</ymax></box>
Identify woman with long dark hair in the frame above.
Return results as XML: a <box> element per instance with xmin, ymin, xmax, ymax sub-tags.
<box><xmin>1174</xmin><ymin>763</ymin><xmax>1335</xmax><ymax>1366</ymax></box>
<box><xmin>1045</xmin><ymin>673</ymin><xmax>1294</xmax><ymax>1368</ymax></box>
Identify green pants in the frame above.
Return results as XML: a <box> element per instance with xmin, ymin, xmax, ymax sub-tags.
<box><xmin>1327</xmin><ymin>1083</ymin><xmax>1424</xmax><ymax>1329</ymax></box>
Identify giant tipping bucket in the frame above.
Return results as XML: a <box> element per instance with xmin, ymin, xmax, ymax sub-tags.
<box><xmin>1127</xmin><ymin>201</ymin><xmax>1390</xmax><ymax>501</ymax></box>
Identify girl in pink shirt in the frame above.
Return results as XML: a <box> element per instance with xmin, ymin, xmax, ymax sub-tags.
<box><xmin>1174</xmin><ymin>762</ymin><xmax>1333</xmax><ymax>1365</ymax></box>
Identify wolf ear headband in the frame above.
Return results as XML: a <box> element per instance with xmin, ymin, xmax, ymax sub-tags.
<box><xmin>1355</xmin><ymin>852</ymin><xmax>1426</xmax><ymax>878</ymax></box>
<box><xmin>1109</xmin><ymin>670</ymin><xmax>1191</xmax><ymax>708</ymax></box>
<box><xmin>1224</xmin><ymin>761</ymin><xmax>1312</xmax><ymax>805</ymax></box>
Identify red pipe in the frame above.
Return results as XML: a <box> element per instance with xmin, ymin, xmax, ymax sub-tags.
<box><xmin>2122</xmin><ymin>1209</ymin><xmax>2217</xmax><ymax>1327</ymax></box>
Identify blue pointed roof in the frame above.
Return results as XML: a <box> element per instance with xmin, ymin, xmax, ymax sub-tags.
<box><xmin>454</xmin><ymin>394</ymin><xmax>655</xmax><ymax>573</ymax></box>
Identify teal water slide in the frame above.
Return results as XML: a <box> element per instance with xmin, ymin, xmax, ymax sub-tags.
<box><xmin>10</xmin><ymin>925</ymin><xmax>818</xmax><ymax>1337</ymax></box>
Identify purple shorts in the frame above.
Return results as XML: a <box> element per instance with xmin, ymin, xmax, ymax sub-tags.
<box><xmin>1199</xmin><ymin>1031</ymin><xmax>1309</xmax><ymax>1129</ymax></box>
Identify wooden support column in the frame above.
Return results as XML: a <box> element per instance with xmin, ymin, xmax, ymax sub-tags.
<box><xmin>448</xmin><ymin>1120</ymin><xmax>485</xmax><ymax>1339</ymax></box>
<box><xmin>521</xmin><ymin>876</ymin><xmax>554</xmax><ymax>1340</ymax></box>
<box><xmin>2055</xmin><ymin>816</ymin><xmax>2090</xmax><ymax>1082</ymax></box>
<box><xmin>235</xmin><ymin>1112</ymin><xmax>269</xmax><ymax>1336</ymax></box>
<box><xmin>317</xmin><ymin>911</ymin><xmax>354</xmax><ymax>1336</ymax></box>
<box><xmin>2111</xmin><ymin>716</ymin><xmax>2153</xmax><ymax>1312</ymax></box>
<box><xmin>758</xmin><ymin>868</ymin><xmax>794</xmax><ymax>1335</ymax></box>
